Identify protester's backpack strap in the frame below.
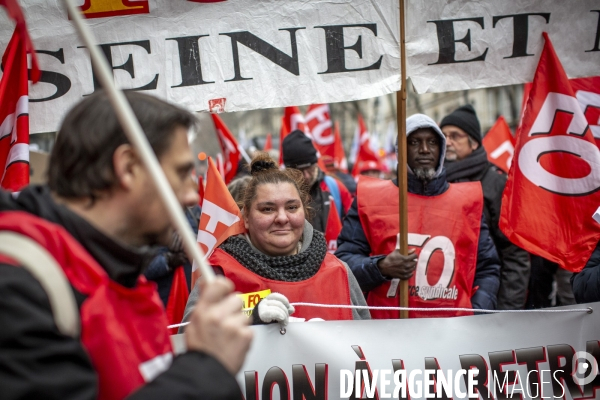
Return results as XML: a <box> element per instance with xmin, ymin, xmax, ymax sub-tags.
<box><xmin>0</xmin><ymin>232</ymin><xmax>80</xmax><ymax>338</ymax></box>
<box><xmin>323</xmin><ymin>175</ymin><xmax>342</xmax><ymax>219</ymax></box>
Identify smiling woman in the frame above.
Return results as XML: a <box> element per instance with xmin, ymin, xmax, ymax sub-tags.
<box><xmin>182</xmin><ymin>153</ymin><xmax>370</xmax><ymax>326</ymax></box>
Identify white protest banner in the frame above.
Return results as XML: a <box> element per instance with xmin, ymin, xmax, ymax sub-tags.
<box><xmin>233</xmin><ymin>302</ymin><xmax>600</xmax><ymax>400</ymax></box>
<box><xmin>0</xmin><ymin>0</ymin><xmax>400</xmax><ymax>134</ymax></box>
<box><xmin>406</xmin><ymin>0</ymin><xmax>600</xmax><ymax>94</ymax></box>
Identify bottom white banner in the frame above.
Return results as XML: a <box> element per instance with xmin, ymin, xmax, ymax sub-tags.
<box><xmin>236</xmin><ymin>302</ymin><xmax>600</xmax><ymax>400</ymax></box>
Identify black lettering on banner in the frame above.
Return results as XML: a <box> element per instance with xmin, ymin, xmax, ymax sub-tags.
<box><xmin>80</xmin><ymin>40</ymin><xmax>159</xmax><ymax>94</ymax></box>
<box><xmin>587</xmin><ymin>10</ymin><xmax>600</xmax><ymax>52</ymax></box>
<box><xmin>459</xmin><ymin>354</ymin><xmax>493</xmax><ymax>400</ymax></box>
<box><xmin>583</xmin><ymin>340</ymin><xmax>600</xmax><ymax>398</ymax></box>
<box><xmin>292</xmin><ymin>364</ymin><xmax>327</xmax><ymax>400</ymax></box>
<box><xmin>547</xmin><ymin>344</ymin><xmax>583</xmax><ymax>399</ymax></box>
<box><xmin>25</xmin><ymin>49</ymin><xmax>71</xmax><ymax>102</ymax></box>
<box><xmin>315</xmin><ymin>24</ymin><xmax>383</xmax><ymax>74</ymax></box>
<box><xmin>492</xmin><ymin>13</ymin><xmax>550</xmax><ymax>58</ymax></box>
<box><xmin>262</xmin><ymin>366</ymin><xmax>290</xmax><ymax>400</ymax></box>
<box><xmin>428</xmin><ymin>17</ymin><xmax>488</xmax><ymax>65</ymax></box>
<box><xmin>392</xmin><ymin>359</ymin><xmax>409</xmax><ymax>400</ymax></box>
<box><xmin>488</xmin><ymin>350</ymin><xmax>517</xmax><ymax>400</ymax></box>
<box><xmin>166</xmin><ymin>35</ymin><xmax>214</xmax><ymax>87</ymax></box>
<box><xmin>515</xmin><ymin>347</ymin><xmax>546</xmax><ymax>397</ymax></box>
<box><xmin>220</xmin><ymin>28</ymin><xmax>305</xmax><ymax>82</ymax></box>
<box><xmin>244</xmin><ymin>370</ymin><xmax>259</xmax><ymax>400</ymax></box>
<box><xmin>424</xmin><ymin>357</ymin><xmax>452</xmax><ymax>400</ymax></box>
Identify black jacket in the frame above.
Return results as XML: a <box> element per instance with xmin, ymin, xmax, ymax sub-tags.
<box><xmin>571</xmin><ymin>242</ymin><xmax>600</xmax><ymax>303</ymax></box>
<box><xmin>0</xmin><ymin>186</ymin><xmax>242</xmax><ymax>400</ymax></box>
<box><xmin>445</xmin><ymin>147</ymin><xmax>531</xmax><ymax>310</ymax></box>
<box><xmin>335</xmin><ymin>170</ymin><xmax>501</xmax><ymax>310</ymax></box>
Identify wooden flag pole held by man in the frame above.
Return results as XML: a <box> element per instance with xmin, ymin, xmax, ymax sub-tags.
<box><xmin>396</xmin><ymin>0</ymin><xmax>409</xmax><ymax>318</ymax></box>
<box><xmin>62</xmin><ymin>0</ymin><xmax>215</xmax><ymax>283</ymax></box>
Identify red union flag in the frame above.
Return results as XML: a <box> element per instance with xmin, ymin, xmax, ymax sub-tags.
<box><xmin>351</xmin><ymin>114</ymin><xmax>380</xmax><ymax>177</ymax></box>
<box><xmin>0</xmin><ymin>6</ymin><xmax>40</xmax><ymax>191</ymax></box>
<box><xmin>570</xmin><ymin>76</ymin><xmax>600</xmax><ymax>148</ymax></box>
<box><xmin>482</xmin><ymin>116</ymin><xmax>515</xmax><ymax>173</ymax></box>
<box><xmin>500</xmin><ymin>33</ymin><xmax>600</xmax><ymax>273</ymax></box>
<box><xmin>211</xmin><ymin>113</ymin><xmax>240</xmax><ymax>184</ymax></box>
<box><xmin>333</xmin><ymin>121</ymin><xmax>348</xmax><ymax>172</ymax></box>
<box><xmin>284</xmin><ymin>106</ymin><xmax>308</xmax><ymax>135</ymax></box>
<box><xmin>192</xmin><ymin>157</ymin><xmax>245</xmax><ymax>286</ymax></box>
<box><xmin>306</xmin><ymin>104</ymin><xmax>334</xmax><ymax>157</ymax></box>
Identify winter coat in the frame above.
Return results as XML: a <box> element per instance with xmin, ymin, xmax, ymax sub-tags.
<box><xmin>445</xmin><ymin>146</ymin><xmax>531</xmax><ymax>310</ymax></box>
<box><xmin>0</xmin><ymin>185</ymin><xmax>242</xmax><ymax>400</ymax></box>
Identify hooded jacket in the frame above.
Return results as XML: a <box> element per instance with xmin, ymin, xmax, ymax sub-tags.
<box><xmin>335</xmin><ymin>114</ymin><xmax>501</xmax><ymax>311</ymax></box>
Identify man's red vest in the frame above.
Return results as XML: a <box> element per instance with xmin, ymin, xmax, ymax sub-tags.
<box><xmin>210</xmin><ymin>247</ymin><xmax>354</xmax><ymax>320</ymax></box>
<box><xmin>319</xmin><ymin>180</ymin><xmax>343</xmax><ymax>254</ymax></box>
<box><xmin>356</xmin><ymin>178</ymin><xmax>483</xmax><ymax>319</ymax></box>
<box><xmin>0</xmin><ymin>212</ymin><xmax>173</xmax><ymax>400</ymax></box>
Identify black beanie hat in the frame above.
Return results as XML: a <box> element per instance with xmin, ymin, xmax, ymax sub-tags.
<box><xmin>439</xmin><ymin>104</ymin><xmax>482</xmax><ymax>145</ymax></box>
<box><xmin>282</xmin><ymin>130</ymin><xmax>318</xmax><ymax>168</ymax></box>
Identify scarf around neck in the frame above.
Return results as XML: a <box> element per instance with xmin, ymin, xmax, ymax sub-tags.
<box><xmin>219</xmin><ymin>225</ymin><xmax>328</xmax><ymax>282</ymax></box>
<box><xmin>444</xmin><ymin>147</ymin><xmax>490</xmax><ymax>182</ymax></box>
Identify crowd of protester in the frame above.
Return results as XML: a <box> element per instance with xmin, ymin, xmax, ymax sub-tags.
<box><xmin>0</xmin><ymin>92</ymin><xmax>596</xmax><ymax>399</ymax></box>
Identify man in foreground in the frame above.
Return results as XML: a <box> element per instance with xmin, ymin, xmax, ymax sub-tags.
<box><xmin>336</xmin><ymin>114</ymin><xmax>500</xmax><ymax>318</ymax></box>
<box><xmin>0</xmin><ymin>91</ymin><xmax>252</xmax><ymax>399</ymax></box>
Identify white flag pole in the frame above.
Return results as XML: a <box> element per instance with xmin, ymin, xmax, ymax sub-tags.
<box><xmin>62</xmin><ymin>0</ymin><xmax>215</xmax><ymax>283</ymax></box>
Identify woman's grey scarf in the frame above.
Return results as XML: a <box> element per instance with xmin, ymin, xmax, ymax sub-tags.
<box><xmin>220</xmin><ymin>230</ymin><xmax>328</xmax><ymax>282</ymax></box>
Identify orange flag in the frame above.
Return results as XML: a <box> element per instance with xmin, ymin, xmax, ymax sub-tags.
<box><xmin>482</xmin><ymin>116</ymin><xmax>515</xmax><ymax>173</ymax></box>
<box><xmin>192</xmin><ymin>157</ymin><xmax>245</xmax><ymax>287</ymax></box>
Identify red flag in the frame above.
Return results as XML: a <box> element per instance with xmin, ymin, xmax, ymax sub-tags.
<box><xmin>284</xmin><ymin>106</ymin><xmax>308</xmax><ymax>135</ymax></box>
<box><xmin>211</xmin><ymin>113</ymin><xmax>240</xmax><ymax>184</ymax></box>
<box><xmin>192</xmin><ymin>157</ymin><xmax>245</xmax><ymax>286</ymax></box>
<box><xmin>333</xmin><ymin>121</ymin><xmax>348</xmax><ymax>172</ymax></box>
<box><xmin>0</xmin><ymin>31</ymin><xmax>39</xmax><ymax>191</ymax></box>
<box><xmin>278</xmin><ymin>116</ymin><xmax>290</xmax><ymax>167</ymax></box>
<box><xmin>482</xmin><ymin>116</ymin><xmax>515</xmax><ymax>173</ymax></box>
<box><xmin>306</xmin><ymin>104</ymin><xmax>334</xmax><ymax>157</ymax></box>
<box><xmin>263</xmin><ymin>133</ymin><xmax>272</xmax><ymax>151</ymax></box>
<box><xmin>165</xmin><ymin>266</ymin><xmax>189</xmax><ymax>333</ymax></box>
<box><xmin>570</xmin><ymin>76</ymin><xmax>600</xmax><ymax>148</ymax></box>
<box><xmin>351</xmin><ymin>114</ymin><xmax>381</xmax><ymax>177</ymax></box>
<box><xmin>500</xmin><ymin>33</ymin><xmax>600</xmax><ymax>273</ymax></box>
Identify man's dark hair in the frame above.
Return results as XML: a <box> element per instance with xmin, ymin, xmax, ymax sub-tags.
<box><xmin>48</xmin><ymin>90</ymin><xmax>196</xmax><ymax>201</ymax></box>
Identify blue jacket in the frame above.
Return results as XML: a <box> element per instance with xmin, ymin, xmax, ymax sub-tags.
<box><xmin>571</xmin><ymin>243</ymin><xmax>600</xmax><ymax>303</ymax></box>
<box><xmin>335</xmin><ymin>169</ymin><xmax>501</xmax><ymax>310</ymax></box>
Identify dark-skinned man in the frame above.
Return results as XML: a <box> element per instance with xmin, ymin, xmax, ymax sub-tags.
<box><xmin>335</xmin><ymin>113</ymin><xmax>500</xmax><ymax>318</ymax></box>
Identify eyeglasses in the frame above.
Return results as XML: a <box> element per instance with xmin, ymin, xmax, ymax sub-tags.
<box><xmin>444</xmin><ymin>132</ymin><xmax>469</xmax><ymax>142</ymax></box>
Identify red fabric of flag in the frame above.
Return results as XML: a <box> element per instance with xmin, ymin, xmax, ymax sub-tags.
<box><xmin>165</xmin><ymin>266</ymin><xmax>189</xmax><ymax>333</ymax></box>
<box><xmin>263</xmin><ymin>133</ymin><xmax>272</xmax><ymax>151</ymax></box>
<box><xmin>482</xmin><ymin>116</ymin><xmax>515</xmax><ymax>173</ymax></box>
<box><xmin>306</xmin><ymin>103</ymin><xmax>334</xmax><ymax>157</ymax></box>
<box><xmin>192</xmin><ymin>157</ymin><xmax>245</xmax><ymax>287</ymax></box>
<box><xmin>500</xmin><ymin>33</ymin><xmax>600</xmax><ymax>273</ymax></box>
<box><xmin>0</xmin><ymin>26</ymin><xmax>39</xmax><ymax>191</ymax></box>
<box><xmin>333</xmin><ymin>121</ymin><xmax>348</xmax><ymax>172</ymax></box>
<box><xmin>570</xmin><ymin>76</ymin><xmax>600</xmax><ymax>148</ymax></box>
<box><xmin>351</xmin><ymin>114</ymin><xmax>381</xmax><ymax>177</ymax></box>
<box><xmin>211</xmin><ymin>113</ymin><xmax>240</xmax><ymax>184</ymax></box>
